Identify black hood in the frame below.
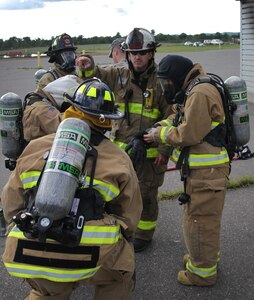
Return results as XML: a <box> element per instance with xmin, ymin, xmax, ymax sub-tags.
<box><xmin>157</xmin><ymin>55</ymin><xmax>194</xmax><ymax>92</ymax></box>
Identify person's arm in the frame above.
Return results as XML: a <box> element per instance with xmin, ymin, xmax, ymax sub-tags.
<box><xmin>1</xmin><ymin>136</ymin><xmax>53</xmax><ymax>227</ymax></box>
<box><xmin>144</xmin><ymin>91</ymin><xmax>212</xmax><ymax>147</ymax></box>
<box><xmin>1</xmin><ymin>169</ymin><xmax>25</xmax><ymax>226</ymax></box>
<box><xmin>75</xmin><ymin>55</ymin><xmax>96</xmax><ymax>80</ymax></box>
<box><xmin>23</xmin><ymin>102</ymin><xmax>61</xmax><ymax>141</ymax></box>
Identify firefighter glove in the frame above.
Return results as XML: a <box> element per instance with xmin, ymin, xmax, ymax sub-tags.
<box><xmin>125</xmin><ymin>138</ymin><xmax>147</xmax><ymax>166</ymax></box>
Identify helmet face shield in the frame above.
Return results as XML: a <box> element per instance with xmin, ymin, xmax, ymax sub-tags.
<box><xmin>56</xmin><ymin>50</ymin><xmax>76</xmax><ymax>71</ymax></box>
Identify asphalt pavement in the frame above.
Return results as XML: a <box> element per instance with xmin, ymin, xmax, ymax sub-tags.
<box><xmin>1</xmin><ymin>49</ymin><xmax>254</xmax><ymax>299</ymax></box>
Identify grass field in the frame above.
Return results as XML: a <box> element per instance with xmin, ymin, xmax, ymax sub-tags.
<box><xmin>0</xmin><ymin>43</ymin><xmax>240</xmax><ymax>56</ymax></box>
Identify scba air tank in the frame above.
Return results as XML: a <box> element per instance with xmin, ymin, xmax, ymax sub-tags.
<box><xmin>225</xmin><ymin>76</ymin><xmax>250</xmax><ymax>147</ymax></box>
<box><xmin>35</xmin><ymin>118</ymin><xmax>91</xmax><ymax>221</ymax></box>
<box><xmin>0</xmin><ymin>92</ymin><xmax>23</xmax><ymax>159</ymax></box>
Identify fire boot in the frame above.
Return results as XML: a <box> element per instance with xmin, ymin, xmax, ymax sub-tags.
<box><xmin>133</xmin><ymin>238</ymin><xmax>152</xmax><ymax>253</ymax></box>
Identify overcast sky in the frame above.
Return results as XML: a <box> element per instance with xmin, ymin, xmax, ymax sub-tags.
<box><xmin>0</xmin><ymin>0</ymin><xmax>240</xmax><ymax>40</ymax></box>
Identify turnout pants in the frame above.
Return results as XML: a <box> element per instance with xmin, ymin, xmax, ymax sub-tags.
<box><xmin>134</xmin><ymin>159</ymin><xmax>166</xmax><ymax>241</ymax></box>
<box><xmin>183</xmin><ymin>166</ymin><xmax>229</xmax><ymax>285</ymax></box>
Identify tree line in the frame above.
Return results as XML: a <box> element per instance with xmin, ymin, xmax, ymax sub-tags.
<box><xmin>0</xmin><ymin>31</ymin><xmax>240</xmax><ymax>51</ymax></box>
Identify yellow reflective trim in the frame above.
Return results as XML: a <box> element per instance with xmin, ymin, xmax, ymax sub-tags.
<box><xmin>83</xmin><ymin>176</ymin><xmax>120</xmax><ymax>202</ymax></box>
<box><xmin>20</xmin><ymin>171</ymin><xmax>41</xmax><ymax>189</ymax></box>
<box><xmin>161</xmin><ymin>119</ymin><xmax>172</xmax><ymax>126</ymax></box>
<box><xmin>188</xmin><ymin>152</ymin><xmax>229</xmax><ymax>166</ymax></box>
<box><xmin>137</xmin><ymin>220</ymin><xmax>157</xmax><ymax>231</ymax></box>
<box><xmin>113</xmin><ymin>141</ymin><xmax>126</xmax><ymax>150</ymax></box>
<box><xmin>80</xmin><ymin>229</ymin><xmax>122</xmax><ymax>245</ymax></box>
<box><xmin>8</xmin><ymin>228</ymin><xmax>26</xmax><ymax>238</ymax></box>
<box><xmin>171</xmin><ymin>149</ymin><xmax>229</xmax><ymax>167</ymax></box>
<box><xmin>81</xmin><ymin>225</ymin><xmax>122</xmax><ymax>245</ymax></box>
<box><xmin>85</xmin><ymin>69</ymin><xmax>94</xmax><ymax>77</ymax></box>
<box><xmin>211</xmin><ymin>121</ymin><xmax>220</xmax><ymax>129</ymax></box>
<box><xmin>78</xmin><ymin>84</ymin><xmax>86</xmax><ymax>93</ymax></box>
<box><xmin>104</xmin><ymin>90</ymin><xmax>112</xmax><ymax>101</ymax></box>
<box><xmin>9</xmin><ymin>225</ymin><xmax>121</xmax><ymax>245</ymax></box>
<box><xmin>118</xmin><ymin>103</ymin><xmax>124</xmax><ymax>111</ymax></box>
<box><xmin>118</xmin><ymin>103</ymin><xmax>160</xmax><ymax>119</ymax></box>
<box><xmin>160</xmin><ymin>126</ymin><xmax>173</xmax><ymax>145</ymax></box>
<box><xmin>186</xmin><ymin>260</ymin><xmax>217</xmax><ymax>278</ymax></box>
<box><xmin>87</xmin><ymin>86</ymin><xmax>96</xmax><ymax>97</ymax></box>
<box><xmin>4</xmin><ymin>262</ymin><xmax>100</xmax><ymax>282</ymax></box>
<box><xmin>83</xmin><ymin>225</ymin><xmax>120</xmax><ymax>233</ymax></box>
<box><xmin>8</xmin><ymin>227</ymin><xmax>56</xmax><ymax>241</ymax></box>
<box><xmin>146</xmin><ymin>148</ymin><xmax>158</xmax><ymax>158</ymax></box>
<box><xmin>113</xmin><ymin>141</ymin><xmax>158</xmax><ymax>158</ymax></box>
<box><xmin>142</xmin><ymin>109</ymin><xmax>160</xmax><ymax>119</ymax></box>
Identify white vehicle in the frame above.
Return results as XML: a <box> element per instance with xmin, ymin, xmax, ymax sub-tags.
<box><xmin>203</xmin><ymin>39</ymin><xmax>212</xmax><ymax>45</ymax></box>
<box><xmin>211</xmin><ymin>39</ymin><xmax>224</xmax><ymax>45</ymax></box>
<box><xmin>193</xmin><ymin>42</ymin><xmax>204</xmax><ymax>47</ymax></box>
<box><xmin>184</xmin><ymin>41</ymin><xmax>193</xmax><ymax>46</ymax></box>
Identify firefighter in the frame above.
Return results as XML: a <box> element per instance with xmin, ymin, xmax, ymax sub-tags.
<box><xmin>144</xmin><ymin>55</ymin><xmax>230</xmax><ymax>286</ymax></box>
<box><xmin>22</xmin><ymin>74</ymin><xmax>83</xmax><ymax>142</ymax></box>
<box><xmin>75</xmin><ymin>28</ymin><xmax>173</xmax><ymax>252</ymax></box>
<box><xmin>35</xmin><ymin>33</ymin><xmax>77</xmax><ymax>95</ymax></box>
<box><xmin>108</xmin><ymin>37</ymin><xmax>128</xmax><ymax>66</ymax></box>
<box><xmin>23</xmin><ymin>33</ymin><xmax>79</xmax><ymax>143</ymax></box>
<box><xmin>1</xmin><ymin>78</ymin><xmax>142</xmax><ymax>299</ymax></box>
<box><xmin>22</xmin><ymin>89</ymin><xmax>62</xmax><ymax>142</ymax></box>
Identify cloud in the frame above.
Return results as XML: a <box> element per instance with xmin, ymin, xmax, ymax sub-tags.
<box><xmin>115</xmin><ymin>7</ymin><xmax>128</xmax><ymax>16</ymax></box>
<box><xmin>0</xmin><ymin>0</ymin><xmax>85</xmax><ymax>10</ymax></box>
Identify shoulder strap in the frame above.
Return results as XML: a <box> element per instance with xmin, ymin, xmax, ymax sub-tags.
<box><xmin>185</xmin><ymin>76</ymin><xmax>211</xmax><ymax>98</ymax></box>
<box><xmin>23</xmin><ymin>92</ymin><xmax>44</xmax><ymax>109</ymax></box>
<box><xmin>47</xmin><ymin>70</ymin><xmax>59</xmax><ymax>80</ymax></box>
<box><xmin>83</xmin><ymin>130</ymin><xmax>106</xmax><ymax>189</ymax></box>
<box><xmin>90</xmin><ymin>130</ymin><xmax>106</xmax><ymax>146</ymax></box>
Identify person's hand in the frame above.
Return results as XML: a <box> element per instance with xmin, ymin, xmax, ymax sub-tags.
<box><xmin>75</xmin><ymin>55</ymin><xmax>95</xmax><ymax>78</ymax></box>
<box><xmin>125</xmin><ymin>138</ymin><xmax>147</xmax><ymax>166</ymax></box>
<box><xmin>143</xmin><ymin>128</ymin><xmax>157</xmax><ymax>143</ymax></box>
<box><xmin>154</xmin><ymin>153</ymin><xmax>169</xmax><ymax>166</ymax></box>
<box><xmin>75</xmin><ymin>56</ymin><xmax>92</xmax><ymax>70</ymax></box>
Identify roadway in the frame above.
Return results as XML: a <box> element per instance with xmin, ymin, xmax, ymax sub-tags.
<box><xmin>1</xmin><ymin>49</ymin><xmax>254</xmax><ymax>299</ymax></box>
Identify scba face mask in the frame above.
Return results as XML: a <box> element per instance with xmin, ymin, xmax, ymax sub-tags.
<box><xmin>159</xmin><ymin>78</ymin><xmax>176</xmax><ymax>104</ymax></box>
<box><xmin>159</xmin><ymin>78</ymin><xmax>185</xmax><ymax>105</ymax></box>
<box><xmin>56</xmin><ymin>50</ymin><xmax>76</xmax><ymax>72</ymax></box>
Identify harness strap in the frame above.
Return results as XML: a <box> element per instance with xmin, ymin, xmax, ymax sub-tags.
<box><xmin>47</xmin><ymin>70</ymin><xmax>59</xmax><ymax>80</ymax></box>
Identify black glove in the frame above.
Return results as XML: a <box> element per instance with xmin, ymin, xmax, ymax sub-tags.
<box><xmin>125</xmin><ymin>138</ymin><xmax>147</xmax><ymax>166</ymax></box>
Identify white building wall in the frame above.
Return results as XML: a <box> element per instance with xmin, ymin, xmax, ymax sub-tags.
<box><xmin>240</xmin><ymin>0</ymin><xmax>254</xmax><ymax>93</ymax></box>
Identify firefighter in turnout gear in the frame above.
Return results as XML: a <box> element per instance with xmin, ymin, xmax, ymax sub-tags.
<box><xmin>75</xmin><ymin>28</ymin><xmax>173</xmax><ymax>253</ymax></box>
<box><xmin>23</xmin><ymin>33</ymin><xmax>79</xmax><ymax>144</ymax></box>
<box><xmin>23</xmin><ymin>74</ymin><xmax>83</xmax><ymax>142</ymax></box>
<box><xmin>35</xmin><ymin>33</ymin><xmax>77</xmax><ymax>95</ymax></box>
<box><xmin>1</xmin><ymin>78</ymin><xmax>142</xmax><ymax>299</ymax></box>
<box><xmin>22</xmin><ymin>89</ymin><xmax>62</xmax><ymax>143</ymax></box>
<box><xmin>144</xmin><ymin>55</ymin><xmax>230</xmax><ymax>286</ymax></box>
